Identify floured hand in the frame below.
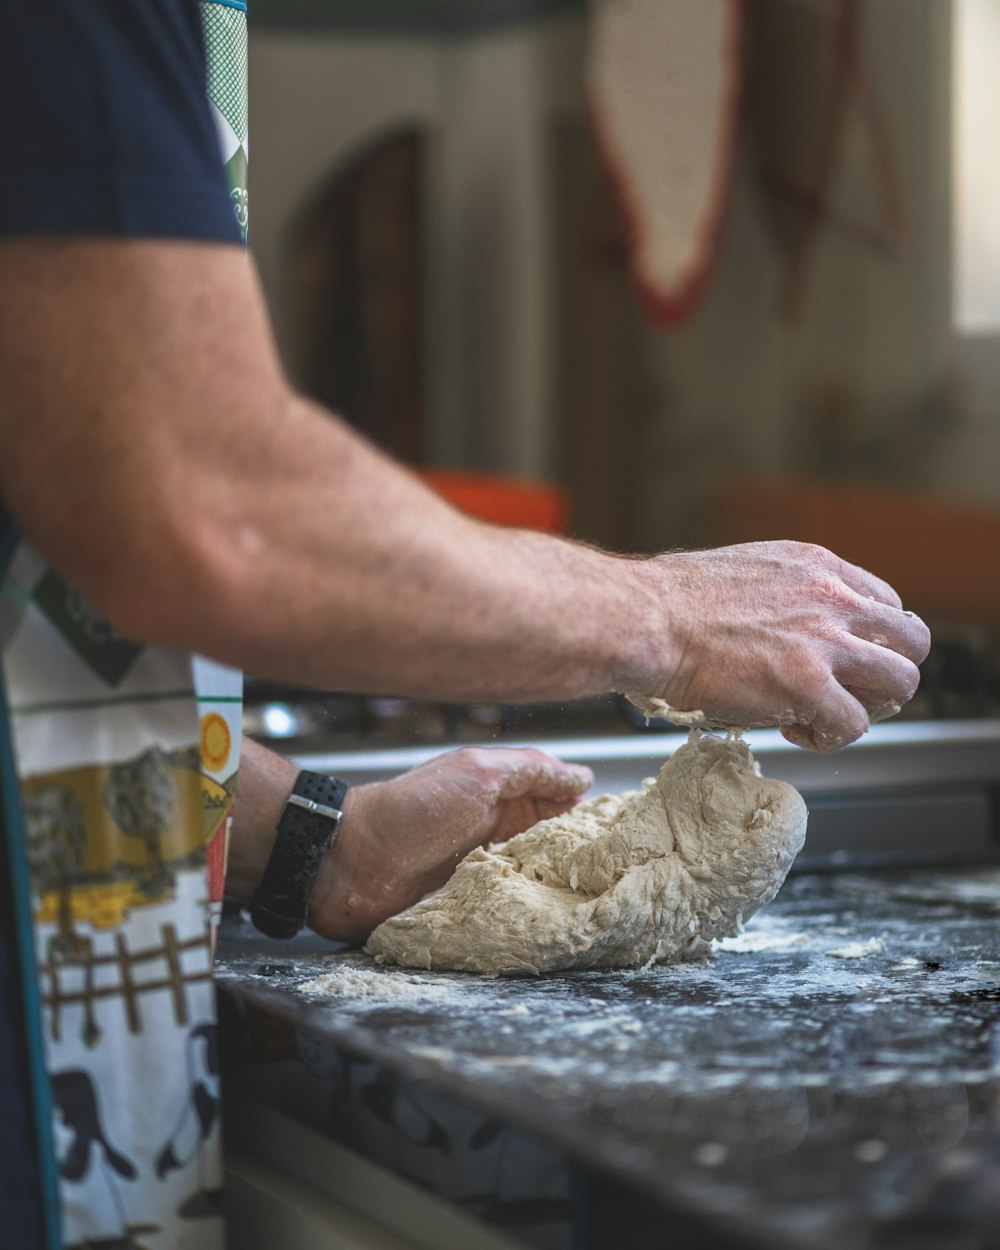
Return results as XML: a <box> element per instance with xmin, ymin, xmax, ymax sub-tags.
<box><xmin>308</xmin><ymin>746</ymin><xmax>593</xmax><ymax>941</ymax></box>
<box><xmin>625</xmin><ymin>540</ymin><xmax>930</xmax><ymax>751</ymax></box>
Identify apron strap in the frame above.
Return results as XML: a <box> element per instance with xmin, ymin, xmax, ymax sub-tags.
<box><xmin>0</xmin><ymin>515</ymin><xmax>62</xmax><ymax>1249</ymax></box>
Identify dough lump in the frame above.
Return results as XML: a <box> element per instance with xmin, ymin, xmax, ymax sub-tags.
<box><xmin>365</xmin><ymin>733</ymin><xmax>808</xmax><ymax>976</ymax></box>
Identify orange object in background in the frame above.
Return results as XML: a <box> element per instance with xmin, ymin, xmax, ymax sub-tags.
<box><xmin>415</xmin><ymin>468</ymin><xmax>569</xmax><ymax>534</ymax></box>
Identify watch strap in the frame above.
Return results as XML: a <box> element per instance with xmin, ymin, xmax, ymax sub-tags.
<box><xmin>249</xmin><ymin>770</ymin><xmax>347</xmax><ymax>939</ymax></box>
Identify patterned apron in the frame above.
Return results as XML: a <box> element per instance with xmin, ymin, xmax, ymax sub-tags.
<box><xmin>0</xmin><ymin>5</ymin><xmax>249</xmax><ymax>1247</ymax></box>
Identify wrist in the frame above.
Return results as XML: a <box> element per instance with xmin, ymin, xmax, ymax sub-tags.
<box><xmin>227</xmin><ymin>741</ymin><xmax>298</xmax><ymax>902</ymax></box>
<box><xmin>606</xmin><ymin>552</ymin><xmax>682</xmax><ymax>699</ymax></box>
<box><xmin>516</xmin><ymin>533</ymin><xmax>671</xmax><ymax>700</ymax></box>
<box><xmin>249</xmin><ymin>770</ymin><xmax>349</xmax><ymax>939</ymax></box>
<box><xmin>305</xmin><ymin>783</ymin><xmax>380</xmax><ymax>941</ymax></box>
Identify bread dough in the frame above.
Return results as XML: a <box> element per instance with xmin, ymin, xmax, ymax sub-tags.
<box><xmin>625</xmin><ymin>692</ymin><xmax>709</xmax><ymax>728</ymax></box>
<box><xmin>365</xmin><ymin>732</ymin><xmax>808</xmax><ymax>976</ymax></box>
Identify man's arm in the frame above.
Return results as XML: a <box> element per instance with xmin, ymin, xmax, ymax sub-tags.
<box><xmin>0</xmin><ymin>238</ymin><xmax>929</xmax><ymax>749</ymax></box>
<box><xmin>0</xmin><ymin>239</ymin><xmax>643</xmax><ymax>698</ymax></box>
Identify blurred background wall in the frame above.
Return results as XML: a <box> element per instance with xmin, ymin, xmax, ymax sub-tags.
<box><xmin>244</xmin><ymin>0</ymin><xmax>1000</xmax><ymax>629</ymax></box>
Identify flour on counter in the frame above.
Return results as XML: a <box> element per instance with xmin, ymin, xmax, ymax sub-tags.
<box><xmin>716</xmin><ymin>930</ymin><xmax>811</xmax><ymax>954</ymax></box>
<box><xmin>296</xmin><ymin>961</ymin><xmax>485</xmax><ymax>1004</ymax></box>
<box><xmin>366</xmin><ymin>732</ymin><xmax>808</xmax><ymax>976</ymax></box>
<box><xmin>825</xmin><ymin>937</ymin><xmax>886</xmax><ymax>959</ymax></box>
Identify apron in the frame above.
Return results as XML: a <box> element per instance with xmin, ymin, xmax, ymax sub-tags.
<box><xmin>0</xmin><ymin>5</ymin><xmax>249</xmax><ymax>1246</ymax></box>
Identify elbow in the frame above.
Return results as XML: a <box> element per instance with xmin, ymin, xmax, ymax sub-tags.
<box><xmin>73</xmin><ymin>506</ymin><xmax>244</xmax><ymax>656</ymax></box>
<box><xmin>92</xmin><ymin>560</ymin><xmax>202</xmax><ymax>653</ymax></box>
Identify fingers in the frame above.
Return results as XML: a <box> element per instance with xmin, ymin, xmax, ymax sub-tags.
<box><xmin>846</xmin><ymin>597</ymin><xmax>931</xmax><ymax>666</ymax></box>
<box><xmin>836</xmin><ymin>644</ymin><xmax>921</xmax><ymax>736</ymax></box>
<box><xmin>781</xmin><ymin>541</ymin><xmax>929</xmax><ymax>660</ymax></box>
<box><xmin>426</xmin><ymin>746</ymin><xmax>592</xmax><ymax>805</ymax></box>
<box><xmin>798</xmin><ymin>544</ymin><xmax>928</xmax><ymax>662</ymax></box>
<box><xmin>483</xmin><ymin>748</ymin><xmax>593</xmax><ymax>802</ymax></box>
<box><xmin>784</xmin><ymin>550</ymin><xmax>928</xmax><ymax>749</ymax></box>
<box><xmin>785</xmin><ymin>676</ymin><xmax>871</xmax><ymax>753</ymax></box>
<box><xmin>784</xmin><ymin>637</ymin><xmax>922</xmax><ymax>753</ymax></box>
<box><xmin>797</xmin><ymin>560</ymin><xmax>928</xmax><ymax>751</ymax></box>
<box><xmin>831</xmin><ymin>555</ymin><xmax>903</xmax><ymax>609</ymax></box>
<box><xmin>461</xmin><ymin>748</ymin><xmax>592</xmax><ymax>845</ymax></box>
<box><xmin>781</xmin><ymin>718</ymin><xmax>864</xmax><ymax>753</ymax></box>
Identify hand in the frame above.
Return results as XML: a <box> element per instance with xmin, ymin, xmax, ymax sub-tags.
<box><xmin>307</xmin><ymin>747</ymin><xmax>593</xmax><ymax>942</ymax></box>
<box><xmin>629</xmin><ymin>540</ymin><xmax>931</xmax><ymax>752</ymax></box>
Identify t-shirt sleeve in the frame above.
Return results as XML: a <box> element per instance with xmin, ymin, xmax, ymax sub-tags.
<box><xmin>0</xmin><ymin>0</ymin><xmax>242</xmax><ymax>244</ymax></box>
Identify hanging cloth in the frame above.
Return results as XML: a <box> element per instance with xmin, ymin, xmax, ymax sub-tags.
<box><xmin>744</xmin><ymin>0</ymin><xmax>907</xmax><ymax>319</ymax></box>
<box><xmin>586</xmin><ymin>0</ymin><xmax>746</xmax><ymax>324</ymax></box>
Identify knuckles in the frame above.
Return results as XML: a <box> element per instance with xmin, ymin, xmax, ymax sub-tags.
<box><xmin>448</xmin><ymin>746</ymin><xmax>501</xmax><ymax>779</ymax></box>
<box><xmin>447</xmin><ymin>744</ymin><xmax>554</xmax><ymax>783</ymax></box>
<box><xmin>779</xmin><ymin>539</ymin><xmax>835</xmax><ymax>564</ymax></box>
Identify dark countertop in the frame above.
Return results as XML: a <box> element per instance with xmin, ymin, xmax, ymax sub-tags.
<box><xmin>216</xmin><ymin>868</ymin><xmax>1000</xmax><ymax>1250</ymax></box>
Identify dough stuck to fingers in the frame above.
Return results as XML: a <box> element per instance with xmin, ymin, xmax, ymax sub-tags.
<box><xmin>624</xmin><ymin>692</ymin><xmax>709</xmax><ymax>728</ymax></box>
<box><xmin>365</xmin><ymin>732</ymin><xmax>808</xmax><ymax>976</ymax></box>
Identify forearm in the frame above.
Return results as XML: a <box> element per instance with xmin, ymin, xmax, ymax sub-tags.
<box><xmin>146</xmin><ymin>389</ymin><xmax>655</xmax><ymax>701</ymax></box>
<box><xmin>223</xmin><ymin>736</ymin><xmax>297</xmax><ymax>903</ymax></box>
<box><xmin>0</xmin><ymin>239</ymin><xmax>660</xmax><ymax>704</ymax></box>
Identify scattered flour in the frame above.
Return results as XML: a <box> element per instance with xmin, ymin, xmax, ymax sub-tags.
<box><xmin>716</xmin><ymin>930</ymin><xmax>811</xmax><ymax>954</ymax></box>
<box><xmin>825</xmin><ymin>937</ymin><xmax>886</xmax><ymax>960</ymax></box>
<box><xmin>855</xmin><ymin>1139</ymin><xmax>889</xmax><ymax>1163</ymax></box>
<box><xmin>694</xmin><ymin>1142</ymin><xmax>729</xmax><ymax>1167</ymax></box>
<box><xmin>296</xmin><ymin>963</ymin><xmax>479</xmax><ymax>1004</ymax></box>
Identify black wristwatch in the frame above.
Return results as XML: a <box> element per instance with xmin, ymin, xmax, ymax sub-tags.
<box><xmin>249</xmin><ymin>770</ymin><xmax>348</xmax><ymax>939</ymax></box>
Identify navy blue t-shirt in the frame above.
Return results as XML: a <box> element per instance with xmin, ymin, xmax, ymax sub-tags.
<box><xmin>0</xmin><ymin>4</ymin><xmax>241</xmax><ymax>1244</ymax></box>
<box><xmin>0</xmin><ymin>0</ymin><xmax>241</xmax><ymax>242</ymax></box>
